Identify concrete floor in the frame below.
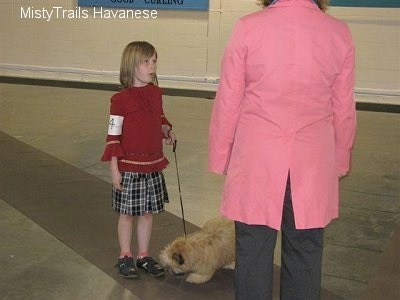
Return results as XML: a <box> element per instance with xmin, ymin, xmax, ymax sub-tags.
<box><xmin>0</xmin><ymin>82</ymin><xmax>399</xmax><ymax>299</ymax></box>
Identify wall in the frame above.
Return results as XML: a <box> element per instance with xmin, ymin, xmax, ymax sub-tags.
<box><xmin>0</xmin><ymin>0</ymin><xmax>399</xmax><ymax>103</ymax></box>
<box><xmin>329</xmin><ymin>5</ymin><xmax>399</xmax><ymax>103</ymax></box>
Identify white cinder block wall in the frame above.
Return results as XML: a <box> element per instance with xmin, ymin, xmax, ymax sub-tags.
<box><xmin>329</xmin><ymin>6</ymin><xmax>399</xmax><ymax>103</ymax></box>
<box><xmin>0</xmin><ymin>0</ymin><xmax>398</xmax><ymax>103</ymax></box>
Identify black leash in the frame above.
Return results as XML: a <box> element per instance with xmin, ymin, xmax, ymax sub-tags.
<box><xmin>173</xmin><ymin>140</ymin><xmax>187</xmax><ymax>237</ymax></box>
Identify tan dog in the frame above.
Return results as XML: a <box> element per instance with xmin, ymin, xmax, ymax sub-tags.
<box><xmin>159</xmin><ymin>216</ymin><xmax>235</xmax><ymax>284</ymax></box>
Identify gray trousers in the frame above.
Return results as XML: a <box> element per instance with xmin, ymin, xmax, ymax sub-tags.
<box><xmin>234</xmin><ymin>177</ymin><xmax>324</xmax><ymax>300</ymax></box>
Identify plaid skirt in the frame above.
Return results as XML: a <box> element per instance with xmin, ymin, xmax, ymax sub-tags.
<box><xmin>112</xmin><ymin>171</ymin><xmax>169</xmax><ymax>216</ymax></box>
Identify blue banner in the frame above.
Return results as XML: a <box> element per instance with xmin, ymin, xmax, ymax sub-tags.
<box><xmin>331</xmin><ymin>0</ymin><xmax>400</xmax><ymax>7</ymax></box>
<box><xmin>78</xmin><ymin>0</ymin><xmax>209</xmax><ymax>11</ymax></box>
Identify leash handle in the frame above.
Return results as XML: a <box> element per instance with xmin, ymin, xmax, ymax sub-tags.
<box><xmin>173</xmin><ymin>140</ymin><xmax>177</xmax><ymax>153</ymax></box>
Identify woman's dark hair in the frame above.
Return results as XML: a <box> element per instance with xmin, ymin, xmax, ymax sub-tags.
<box><xmin>258</xmin><ymin>0</ymin><xmax>329</xmax><ymax>11</ymax></box>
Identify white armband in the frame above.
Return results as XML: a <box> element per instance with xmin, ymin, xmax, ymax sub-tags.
<box><xmin>108</xmin><ymin>115</ymin><xmax>124</xmax><ymax>135</ymax></box>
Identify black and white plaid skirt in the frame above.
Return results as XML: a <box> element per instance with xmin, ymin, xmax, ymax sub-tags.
<box><xmin>112</xmin><ymin>171</ymin><xmax>169</xmax><ymax>216</ymax></box>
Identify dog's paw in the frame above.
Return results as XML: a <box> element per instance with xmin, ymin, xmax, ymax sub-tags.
<box><xmin>223</xmin><ymin>261</ymin><xmax>235</xmax><ymax>270</ymax></box>
<box><xmin>186</xmin><ymin>273</ymin><xmax>213</xmax><ymax>284</ymax></box>
<box><xmin>166</xmin><ymin>267</ymin><xmax>185</xmax><ymax>277</ymax></box>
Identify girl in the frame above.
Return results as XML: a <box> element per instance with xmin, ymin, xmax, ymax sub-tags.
<box><xmin>101</xmin><ymin>41</ymin><xmax>176</xmax><ymax>279</ymax></box>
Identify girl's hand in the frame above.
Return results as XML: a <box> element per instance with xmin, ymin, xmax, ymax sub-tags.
<box><xmin>111</xmin><ymin>169</ymin><xmax>122</xmax><ymax>190</ymax></box>
<box><xmin>162</xmin><ymin>125</ymin><xmax>176</xmax><ymax>146</ymax></box>
<box><xmin>165</xmin><ymin>129</ymin><xmax>177</xmax><ymax>146</ymax></box>
<box><xmin>111</xmin><ymin>157</ymin><xmax>122</xmax><ymax>190</ymax></box>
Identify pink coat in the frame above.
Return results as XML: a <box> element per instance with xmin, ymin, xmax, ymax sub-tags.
<box><xmin>208</xmin><ymin>0</ymin><xmax>356</xmax><ymax>230</ymax></box>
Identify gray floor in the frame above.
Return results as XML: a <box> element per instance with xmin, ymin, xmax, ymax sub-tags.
<box><xmin>0</xmin><ymin>82</ymin><xmax>399</xmax><ymax>299</ymax></box>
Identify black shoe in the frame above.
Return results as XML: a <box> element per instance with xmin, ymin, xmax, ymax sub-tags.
<box><xmin>115</xmin><ymin>256</ymin><xmax>140</xmax><ymax>279</ymax></box>
<box><xmin>136</xmin><ymin>257</ymin><xmax>165</xmax><ymax>277</ymax></box>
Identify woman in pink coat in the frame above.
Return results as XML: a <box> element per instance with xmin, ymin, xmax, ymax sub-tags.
<box><xmin>208</xmin><ymin>0</ymin><xmax>356</xmax><ymax>299</ymax></box>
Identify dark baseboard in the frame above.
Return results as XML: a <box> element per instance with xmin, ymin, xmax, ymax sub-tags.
<box><xmin>0</xmin><ymin>76</ymin><xmax>216</xmax><ymax>99</ymax></box>
<box><xmin>0</xmin><ymin>75</ymin><xmax>120</xmax><ymax>91</ymax></box>
<box><xmin>1</xmin><ymin>76</ymin><xmax>398</xmax><ymax>112</ymax></box>
<box><xmin>356</xmin><ymin>102</ymin><xmax>400</xmax><ymax>113</ymax></box>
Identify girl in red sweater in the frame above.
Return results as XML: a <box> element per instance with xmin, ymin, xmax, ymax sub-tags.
<box><xmin>101</xmin><ymin>41</ymin><xmax>176</xmax><ymax>279</ymax></box>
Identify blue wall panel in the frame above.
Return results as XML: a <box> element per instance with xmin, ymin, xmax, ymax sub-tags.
<box><xmin>330</xmin><ymin>0</ymin><xmax>400</xmax><ymax>8</ymax></box>
<box><xmin>77</xmin><ymin>0</ymin><xmax>399</xmax><ymax>10</ymax></box>
<box><xmin>78</xmin><ymin>0</ymin><xmax>209</xmax><ymax>11</ymax></box>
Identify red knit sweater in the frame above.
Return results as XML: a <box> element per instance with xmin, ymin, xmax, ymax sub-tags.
<box><xmin>101</xmin><ymin>84</ymin><xmax>172</xmax><ymax>173</ymax></box>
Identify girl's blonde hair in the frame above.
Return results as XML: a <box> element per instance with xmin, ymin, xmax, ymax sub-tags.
<box><xmin>258</xmin><ymin>0</ymin><xmax>329</xmax><ymax>11</ymax></box>
<box><xmin>119</xmin><ymin>41</ymin><xmax>158</xmax><ymax>88</ymax></box>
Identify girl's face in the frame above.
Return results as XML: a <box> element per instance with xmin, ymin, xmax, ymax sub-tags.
<box><xmin>134</xmin><ymin>53</ymin><xmax>157</xmax><ymax>87</ymax></box>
